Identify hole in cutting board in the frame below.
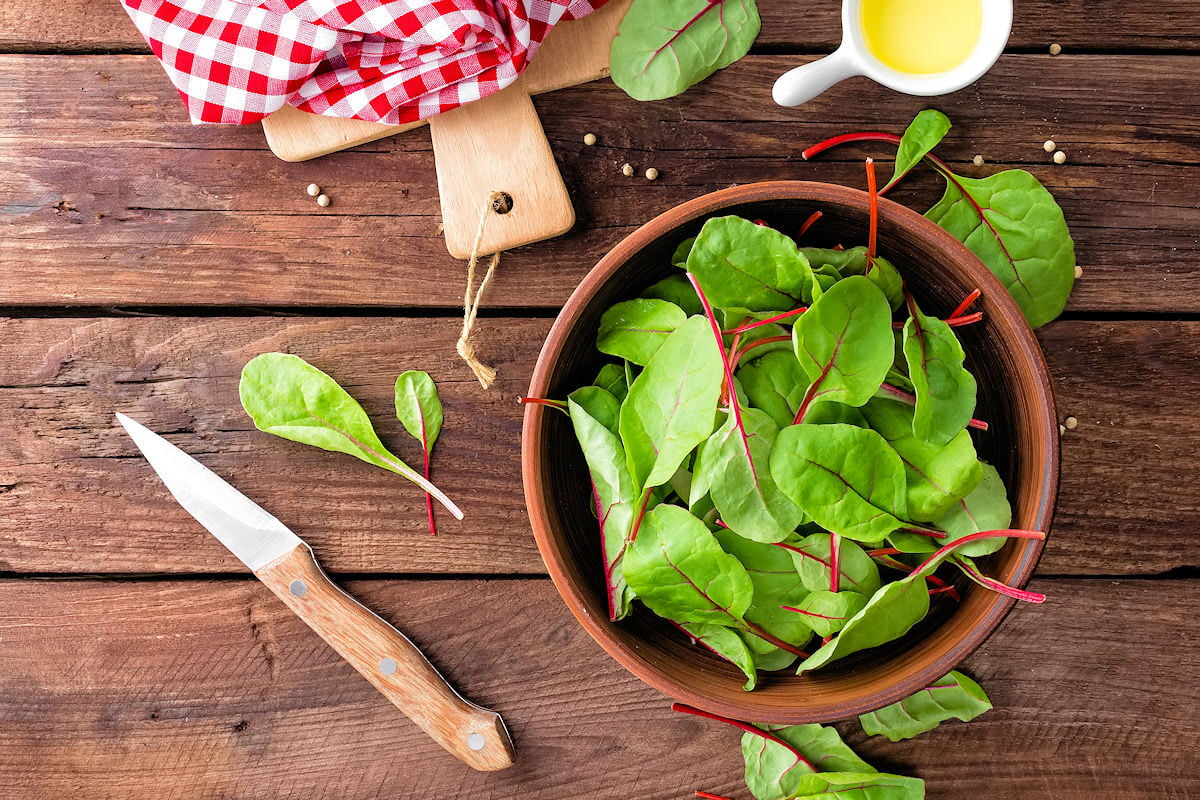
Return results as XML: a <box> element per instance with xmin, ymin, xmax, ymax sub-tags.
<box><xmin>491</xmin><ymin>192</ymin><xmax>514</xmax><ymax>215</ymax></box>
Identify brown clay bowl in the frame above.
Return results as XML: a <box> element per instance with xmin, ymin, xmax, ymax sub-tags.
<box><xmin>522</xmin><ymin>181</ymin><xmax>1058</xmax><ymax>723</ymax></box>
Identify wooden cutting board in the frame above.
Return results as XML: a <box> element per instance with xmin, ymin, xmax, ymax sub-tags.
<box><xmin>262</xmin><ymin>0</ymin><xmax>631</xmax><ymax>258</ymax></box>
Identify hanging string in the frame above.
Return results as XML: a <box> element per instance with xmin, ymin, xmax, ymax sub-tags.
<box><xmin>456</xmin><ymin>191</ymin><xmax>506</xmax><ymax>388</ymax></box>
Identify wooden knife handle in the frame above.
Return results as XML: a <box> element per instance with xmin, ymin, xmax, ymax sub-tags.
<box><xmin>255</xmin><ymin>544</ymin><xmax>515</xmax><ymax>771</ymax></box>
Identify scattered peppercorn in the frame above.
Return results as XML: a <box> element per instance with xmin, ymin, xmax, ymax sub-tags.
<box><xmin>1074</xmin><ymin>265</ymin><xmax>1084</xmax><ymax>278</ymax></box>
<box><xmin>1059</xmin><ymin>424</ymin><xmax>1066</xmax><ymax>436</ymax></box>
<box><xmin>1049</xmin><ymin>43</ymin><xmax>1062</xmax><ymax>55</ymax></box>
<box><xmin>306</xmin><ymin>183</ymin><xmax>321</xmax><ymax>197</ymax></box>
<box><xmin>1064</xmin><ymin>416</ymin><xmax>1078</xmax><ymax>430</ymax></box>
<box><xmin>1053</xmin><ymin>150</ymin><xmax>1067</xmax><ymax>164</ymax></box>
<box><xmin>583</xmin><ymin>133</ymin><xmax>597</xmax><ymax>146</ymax></box>
<box><xmin>621</xmin><ymin>163</ymin><xmax>634</xmax><ymax>177</ymax></box>
<box><xmin>972</xmin><ymin>154</ymin><xmax>984</xmax><ymax>166</ymax></box>
<box><xmin>316</xmin><ymin>193</ymin><xmax>331</xmax><ymax>207</ymax></box>
<box><xmin>1043</xmin><ymin>140</ymin><xmax>1056</xmax><ymax>153</ymax></box>
<box><xmin>645</xmin><ymin>167</ymin><xmax>659</xmax><ymax>180</ymax></box>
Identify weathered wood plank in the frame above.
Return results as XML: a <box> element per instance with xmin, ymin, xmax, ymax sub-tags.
<box><xmin>2</xmin><ymin>54</ymin><xmax>1197</xmax><ymax>310</ymax></box>
<box><xmin>3</xmin><ymin>0</ymin><xmax>1199</xmax><ymax>52</ymax></box>
<box><xmin>0</xmin><ymin>577</ymin><xmax>1195</xmax><ymax>798</ymax></box>
<box><xmin>0</xmin><ymin>316</ymin><xmax>1195</xmax><ymax>576</ymax></box>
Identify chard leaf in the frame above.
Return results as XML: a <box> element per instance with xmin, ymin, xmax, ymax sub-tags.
<box><xmin>568</xmin><ymin>388</ymin><xmax>638</xmax><ymax>620</ymax></box>
<box><xmin>929</xmin><ymin>462</ymin><xmax>1012</xmax><ymax>557</ymax></box>
<box><xmin>788</xmin><ymin>532</ymin><xmax>882</xmax><ymax>597</ymax></box>
<box><xmin>610</xmin><ymin>0</ymin><xmax>760</xmax><ymax>101</ymax></box>
<box><xmin>625</xmin><ymin>503</ymin><xmax>754</xmax><ymax>625</ymax></box>
<box><xmin>704</xmin><ymin>408</ymin><xmax>807</xmax><ymax>543</ymax></box>
<box><xmin>239</xmin><ymin>353</ymin><xmax>461</xmax><ymax>518</ymax></box>
<box><xmin>619</xmin><ymin>315</ymin><xmax>724</xmax><ymax>490</ymax></box>
<box><xmin>671</xmin><ymin>237</ymin><xmax>697</xmax><ymax>269</ymax></box>
<box><xmin>794</xmin><ymin>590</ymin><xmax>869</xmax><ymax>637</ymax></box>
<box><xmin>787</xmin><ymin>770</ymin><xmax>925</xmax><ymax>799</ymax></box>
<box><xmin>394</xmin><ymin>370</ymin><xmax>442</xmax><ymax>450</ymax></box>
<box><xmin>642</xmin><ymin>272</ymin><xmax>703</xmax><ymax>316</ymax></box>
<box><xmin>597</xmin><ymin>298</ymin><xmax>688</xmax><ymax>365</ymax></box>
<box><xmin>859</xmin><ymin>670</ymin><xmax>992</xmax><ymax>742</ymax></box>
<box><xmin>677</xmin><ymin>620</ymin><xmax>758</xmax><ymax>690</ymax></box>
<box><xmin>803</xmin><ymin>245</ymin><xmax>904</xmax><ymax>310</ymax></box>
<box><xmin>593</xmin><ymin>362</ymin><xmax>630</xmax><ymax>402</ymax></box>
<box><xmin>861</xmin><ymin>398</ymin><xmax>983</xmax><ymax>523</ymax></box>
<box><xmin>796</xmin><ymin>573</ymin><xmax>930</xmax><ymax>673</ymax></box>
<box><xmin>740</xmin><ymin>631</ymin><xmax>798</xmax><ymax>671</ymax></box>
<box><xmin>716</xmin><ymin>529</ymin><xmax>813</xmax><ymax>648</ymax></box>
<box><xmin>902</xmin><ymin>297</ymin><xmax>978</xmax><ymax>445</ymax></box>
<box><xmin>888</xmin><ymin>109</ymin><xmax>952</xmax><ymax>190</ymax></box>
<box><xmin>738</xmin><ymin>350</ymin><xmax>810</xmax><ymax>429</ymax></box>
<box><xmin>771</xmin><ymin>424</ymin><xmax>908</xmax><ymax>544</ymax></box>
<box><xmin>742</xmin><ymin>723</ymin><xmax>875</xmax><ymax>800</ymax></box>
<box><xmin>685</xmin><ymin>216</ymin><xmax>814</xmax><ymax>311</ymax></box>
<box><xmin>792</xmin><ymin>277</ymin><xmax>894</xmax><ymax>417</ymax></box>
<box><xmin>925</xmin><ymin>169</ymin><xmax>1076</xmax><ymax>328</ymax></box>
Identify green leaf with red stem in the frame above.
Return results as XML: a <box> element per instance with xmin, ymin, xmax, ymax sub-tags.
<box><xmin>394</xmin><ymin>370</ymin><xmax>444</xmax><ymax>537</ymax></box>
<box><xmin>737</xmin><ymin>350</ymin><xmax>810</xmax><ymax>430</ymax></box>
<box><xmin>902</xmin><ymin>292</ymin><xmax>979</xmax><ymax>446</ymax></box>
<box><xmin>791</xmin><ymin>276</ymin><xmax>894</xmax><ymax>423</ymax></box>
<box><xmin>672</xmin><ymin>619</ymin><xmax>759</xmax><ymax>690</ymax></box>
<box><xmin>780</xmin><ymin>533</ymin><xmax>882</xmax><ymax>596</ymax></box>
<box><xmin>625</xmin><ymin>504</ymin><xmax>754</xmax><ymax>625</ymax></box>
<box><xmin>716</xmin><ymin>529</ymin><xmax>814</xmax><ymax>650</ymax></box>
<box><xmin>927</xmin><ymin>462</ymin><xmax>1013</xmax><ymax>556</ymax></box>
<box><xmin>597</xmin><ymin>298</ymin><xmax>688</xmax><ymax>366</ymax></box>
<box><xmin>785</xmin><ymin>771</ymin><xmax>925</xmax><ymax>799</ymax></box>
<box><xmin>788</xmin><ymin>589</ymin><xmax>869</xmax><ymax>638</ymax></box>
<box><xmin>886</xmin><ymin>108</ymin><xmax>952</xmax><ymax>192</ymax></box>
<box><xmin>741</xmin><ymin>723</ymin><xmax>876</xmax><ymax>800</ymax></box>
<box><xmin>567</xmin><ymin>386</ymin><xmax>640</xmax><ymax>621</ymax></box>
<box><xmin>770</xmin><ymin>423</ymin><xmax>909</xmax><ymax>544</ymax></box>
<box><xmin>685</xmin><ymin>215</ymin><xmax>816</xmax><ymax>312</ymax></box>
<box><xmin>859</xmin><ymin>669</ymin><xmax>992</xmax><ymax>742</ymax></box>
<box><xmin>610</xmin><ymin>0</ymin><xmax>760</xmax><ymax>101</ymax></box>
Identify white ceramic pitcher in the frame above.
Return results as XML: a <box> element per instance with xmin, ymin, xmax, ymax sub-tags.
<box><xmin>773</xmin><ymin>0</ymin><xmax>1013</xmax><ymax>107</ymax></box>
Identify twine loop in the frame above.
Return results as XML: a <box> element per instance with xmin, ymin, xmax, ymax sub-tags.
<box><xmin>456</xmin><ymin>191</ymin><xmax>505</xmax><ymax>388</ymax></box>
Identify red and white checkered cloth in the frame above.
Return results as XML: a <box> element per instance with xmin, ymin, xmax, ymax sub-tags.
<box><xmin>122</xmin><ymin>0</ymin><xmax>609</xmax><ymax>125</ymax></box>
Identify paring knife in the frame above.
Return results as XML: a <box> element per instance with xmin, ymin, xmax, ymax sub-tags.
<box><xmin>115</xmin><ymin>413</ymin><xmax>514</xmax><ymax>771</ymax></box>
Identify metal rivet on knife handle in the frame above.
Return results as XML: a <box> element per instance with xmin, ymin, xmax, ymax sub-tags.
<box><xmin>289</xmin><ymin>579</ymin><xmax>307</xmax><ymax>597</ymax></box>
<box><xmin>467</xmin><ymin>733</ymin><xmax>486</xmax><ymax>751</ymax></box>
<box><xmin>379</xmin><ymin>657</ymin><xmax>398</xmax><ymax>676</ymax></box>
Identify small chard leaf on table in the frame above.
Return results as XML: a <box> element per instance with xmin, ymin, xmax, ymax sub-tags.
<box><xmin>676</xmin><ymin>620</ymin><xmax>759</xmax><ymax>690</ymax></box>
<box><xmin>770</xmin><ymin>424</ymin><xmax>908</xmax><ymax>544</ymax></box>
<box><xmin>394</xmin><ymin>370</ymin><xmax>444</xmax><ymax>536</ymax></box>
<box><xmin>887</xmin><ymin>108</ymin><xmax>952</xmax><ymax>190</ymax></box>
<box><xmin>738</xmin><ymin>350</ymin><xmax>810</xmax><ymax>429</ymax></box>
<box><xmin>925</xmin><ymin>168</ymin><xmax>1076</xmax><ymax>328</ymax></box>
<box><xmin>619</xmin><ymin>315</ymin><xmax>723</xmax><ymax>492</ymax></box>
<box><xmin>716</xmin><ymin>529</ymin><xmax>813</xmax><ymax>649</ymax></box>
<box><xmin>610</xmin><ymin>0</ymin><xmax>760</xmax><ymax>101</ymax></box>
<box><xmin>239</xmin><ymin>353</ymin><xmax>462</xmax><ymax>519</ymax></box>
<box><xmin>703</xmin><ymin>407</ymin><xmax>807</xmax><ymax>543</ymax></box>
<box><xmin>902</xmin><ymin>295</ymin><xmax>978</xmax><ymax>445</ymax></box>
<box><xmin>596</xmin><ymin>298</ymin><xmax>688</xmax><ymax>365</ymax></box>
<box><xmin>624</xmin><ymin>504</ymin><xmax>754</xmax><ymax>625</ymax></box>
<box><xmin>742</xmin><ymin>723</ymin><xmax>875</xmax><ymax>800</ymax></box>
<box><xmin>859</xmin><ymin>669</ymin><xmax>992</xmax><ymax>742</ymax></box>
<box><xmin>785</xmin><ymin>771</ymin><xmax>926</xmax><ymax>799</ymax></box>
<box><xmin>928</xmin><ymin>462</ymin><xmax>1013</xmax><ymax>557</ymax></box>
<box><xmin>861</xmin><ymin>398</ymin><xmax>983</xmax><ymax>524</ymax></box>
<box><xmin>791</xmin><ymin>590</ymin><xmax>869</xmax><ymax>638</ymax></box>
<box><xmin>791</xmin><ymin>277</ymin><xmax>894</xmax><ymax>422</ymax></box>
<box><xmin>685</xmin><ymin>216</ymin><xmax>814</xmax><ymax>312</ymax></box>
<box><xmin>568</xmin><ymin>388</ymin><xmax>639</xmax><ymax>620</ymax></box>
<box><xmin>796</xmin><ymin>572</ymin><xmax>931</xmax><ymax>674</ymax></box>
<box><xmin>787</xmin><ymin>532</ymin><xmax>882</xmax><ymax>597</ymax></box>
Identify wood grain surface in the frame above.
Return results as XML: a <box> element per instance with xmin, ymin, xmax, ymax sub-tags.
<box><xmin>2</xmin><ymin>0</ymin><xmax>1198</xmax><ymax>796</ymax></box>
<box><xmin>0</xmin><ymin>578</ymin><xmax>1195</xmax><ymax>798</ymax></box>
<box><xmin>1</xmin><ymin>54</ymin><xmax>1198</xmax><ymax>309</ymax></box>
<box><xmin>1</xmin><ymin>316</ymin><xmax>1196</xmax><ymax>577</ymax></box>
<box><xmin>3</xmin><ymin>0</ymin><xmax>1199</xmax><ymax>52</ymax></box>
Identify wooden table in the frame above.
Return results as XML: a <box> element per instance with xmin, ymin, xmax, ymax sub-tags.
<box><xmin>2</xmin><ymin>2</ymin><xmax>1198</xmax><ymax>797</ymax></box>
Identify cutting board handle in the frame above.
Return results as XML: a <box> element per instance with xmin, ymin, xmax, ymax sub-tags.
<box><xmin>255</xmin><ymin>544</ymin><xmax>515</xmax><ymax>771</ymax></box>
<box><xmin>429</xmin><ymin>82</ymin><xmax>574</xmax><ymax>259</ymax></box>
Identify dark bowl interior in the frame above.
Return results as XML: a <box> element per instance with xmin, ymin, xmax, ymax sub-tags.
<box><xmin>522</xmin><ymin>182</ymin><xmax>1059</xmax><ymax>722</ymax></box>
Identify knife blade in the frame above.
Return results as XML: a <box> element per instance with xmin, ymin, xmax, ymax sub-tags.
<box><xmin>116</xmin><ymin>413</ymin><xmax>514</xmax><ymax>771</ymax></box>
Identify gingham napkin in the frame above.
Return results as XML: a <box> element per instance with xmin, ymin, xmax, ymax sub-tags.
<box><xmin>122</xmin><ymin>0</ymin><xmax>609</xmax><ymax>125</ymax></box>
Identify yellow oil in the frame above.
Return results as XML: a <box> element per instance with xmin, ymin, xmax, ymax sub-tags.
<box><xmin>860</xmin><ymin>0</ymin><xmax>983</xmax><ymax>75</ymax></box>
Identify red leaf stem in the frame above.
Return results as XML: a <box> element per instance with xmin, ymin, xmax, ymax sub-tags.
<box><xmin>949</xmin><ymin>289</ymin><xmax>983</xmax><ymax>319</ymax></box>
<box><xmin>911</xmin><ymin>530</ymin><xmax>1047</xmax><ymax>577</ymax></box>
<box><xmin>829</xmin><ymin>533</ymin><xmax>841</xmax><ymax>593</ymax></box>
<box><xmin>866</xmin><ymin>158</ymin><xmax>879</xmax><ymax>262</ymax></box>
<box><xmin>953</xmin><ymin>555</ymin><xmax>1048</xmax><ymax>603</ymax></box>
<box><xmin>722</xmin><ymin>307</ymin><xmax>808</xmax><ymax>335</ymax></box>
<box><xmin>878</xmin><ymin>382</ymin><xmax>990</xmax><ymax>431</ymax></box>
<box><xmin>672</xmin><ymin>704</ymin><xmax>817</xmax><ymax>772</ymax></box>
<box><xmin>798</xmin><ymin>210</ymin><xmax>824</xmax><ymax>238</ymax></box>
<box><xmin>696</xmin><ymin>792</ymin><xmax>738</xmax><ymax>800</ymax></box>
